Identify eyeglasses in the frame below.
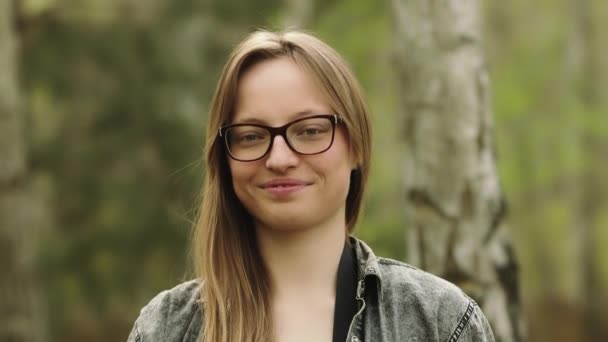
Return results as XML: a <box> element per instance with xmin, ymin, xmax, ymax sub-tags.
<box><xmin>218</xmin><ymin>114</ymin><xmax>342</xmax><ymax>162</ymax></box>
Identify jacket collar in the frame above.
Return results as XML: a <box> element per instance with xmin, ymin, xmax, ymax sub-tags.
<box><xmin>350</xmin><ymin>236</ymin><xmax>384</xmax><ymax>301</ymax></box>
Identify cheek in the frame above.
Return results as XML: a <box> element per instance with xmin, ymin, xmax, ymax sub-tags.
<box><xmin>228</xmin><ymin>160</ymin><xmax>257</xmax><ymax>195</ymax></box>
<box><xmin>323</xmin><ymin>132</ymin><xmax>356</xmax><ymax>174</ymax></box>
<box><xmin>315</xmin><ymin>146</ymin><xmax>354</xmax><ymax>192</ymax></box>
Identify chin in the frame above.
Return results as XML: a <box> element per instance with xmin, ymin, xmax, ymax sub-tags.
<box><xmin>258</xmin><ymin>212</ymin><xmax>311</xmax><ymax>231</ymax></box>
<box><xmin>249</xmin><ymin>205</ymin><xmax>316</xmax><ymax>231</ymax></box>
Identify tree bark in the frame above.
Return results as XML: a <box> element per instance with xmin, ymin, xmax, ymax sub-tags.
<box><xmin>391</xmin><ymin>1</ymin><xmax>524</xmax><ymax>341</ymax></box>
<box><xmin>0</xmin><ymin>1</ymin><xmax>47</xmax><ymax>340</ymax></box>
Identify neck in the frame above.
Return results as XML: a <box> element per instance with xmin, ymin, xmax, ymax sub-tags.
<box><xmin>255</xmin><ymin>214</ymin><xmax>346</xmax><ymax>300</ymax></box>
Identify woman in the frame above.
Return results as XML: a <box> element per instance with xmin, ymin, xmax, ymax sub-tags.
<box><xmin>128</xmin><ymin>30</ymin><xmax>494</xmax><ymax>342</ymax></box>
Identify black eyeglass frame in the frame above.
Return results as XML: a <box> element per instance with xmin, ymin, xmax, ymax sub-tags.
<box><xmin>218</xmin><ymin>114</ymin><xmax>342</xmax><ymax>162</ymax></box>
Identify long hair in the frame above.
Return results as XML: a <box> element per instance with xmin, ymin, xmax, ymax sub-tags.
<box><xmin>192</xmin><ymin>30</ymin><xmax>372</xmax><ymax>342</ymax></box>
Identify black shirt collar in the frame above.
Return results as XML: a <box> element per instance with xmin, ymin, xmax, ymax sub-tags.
<box><xmin>333</xmin><ymin>239</ymin><xmax>359</xmax><ymax>342</ymax></box>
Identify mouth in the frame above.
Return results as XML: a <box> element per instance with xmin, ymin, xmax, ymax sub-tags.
<box><xmin>259</xmin><ymin>178</ymin><xmax>312</xmax><ymax>196</ymax></box>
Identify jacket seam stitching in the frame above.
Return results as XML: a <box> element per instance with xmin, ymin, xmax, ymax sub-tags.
<box><xmin>377</xmin><ymin>257</ymin><xmax>418</xmax><ymax>270</ymax></box>
<box><xmin>446</xmin><ymin>299</ymin><xmax>475</xmax><ymax>342</ymax></box>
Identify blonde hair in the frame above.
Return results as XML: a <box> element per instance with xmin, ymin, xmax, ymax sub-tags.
<box><xmin>193</xmin><ymin>29</ymin><xmax>372</xmax><ymax>342</ymax></box>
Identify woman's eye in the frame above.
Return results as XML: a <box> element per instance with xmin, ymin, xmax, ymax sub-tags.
<box><xmin>239</xmin><ymin>134</ymin><xmax>263</xmax><ymax>142</ymax></box>
<box><xmin>304</xmin><ymin>128</ymin><xmax>319</xmax><ymax>135</ymax></box>
<box><xmin>241</xmin><ymin>134</ymin><xmax>257</xmax><ymax>141</ymax></box>
<box><xmin>298</xmin><ymin>127</ymin><xmax>324</xmax><ymax>136</ymax></box>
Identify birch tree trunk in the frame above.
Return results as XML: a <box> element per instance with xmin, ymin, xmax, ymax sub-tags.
<box><xmin>0</xmin><ymin>1</ymin><xmax>47</xmax><ymax>340</ymax></box>
<box><xmin>391</xmin><ymin>1</ymin><xmax>524</xmax><ymax>341</ymax></box>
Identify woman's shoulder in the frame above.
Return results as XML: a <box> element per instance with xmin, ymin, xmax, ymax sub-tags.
<box><xmin>375</xmin><ymin>257</ymin><xmax>465</xmax><ymax>300</ymax></box>
<box><xmin>127</xmin><ymin>279</ymin><xmax>203</xmax><ymax>342</ymax></box>
<box><xmin>352</xmin><ymin>238</ymin><xmax>470</xmax><ymax>307</ymax></box>
<box><xmin>373</xmin><ymin>257</ymin><xmax>494</xmax><ymax>341</ymax></box>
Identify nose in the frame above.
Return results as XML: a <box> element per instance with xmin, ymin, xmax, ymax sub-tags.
<box><xmin>264</xmin><ymin>135</ymin><xmax>299</xmax><ymax>173</ymax></box>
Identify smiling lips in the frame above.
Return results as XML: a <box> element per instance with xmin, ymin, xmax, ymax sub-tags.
<box><xmin>260</xmin><ymin>178</ymin><xmax>311</xmax><ymax>197</ymax></box>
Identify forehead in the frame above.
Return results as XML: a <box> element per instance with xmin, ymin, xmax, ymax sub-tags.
<box><xmin>232</xmin><ymin>57</ymin><xmax>332</xmax><ymax>125</ymax></box>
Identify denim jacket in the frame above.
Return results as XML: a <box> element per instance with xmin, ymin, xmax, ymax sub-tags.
<box><xmin>128</xmin><ymin>237</ymin><xmax>495</xmax><ymax>342</ymax></box>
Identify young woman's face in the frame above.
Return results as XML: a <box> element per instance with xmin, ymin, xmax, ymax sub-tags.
<box><xmin>228</xmin><ymin>57</ymin><xmax>356</xmax><ymax>231</ymax></box>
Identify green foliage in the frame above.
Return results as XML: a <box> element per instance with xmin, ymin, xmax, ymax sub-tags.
<box><xmin>16</xmin><ymin>0</ymin><xmax>608</xmax><ymax>340</ymax></box>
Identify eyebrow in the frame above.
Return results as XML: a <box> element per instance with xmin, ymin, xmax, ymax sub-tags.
<box><xmin>233</xmin><ymin>110</ymin><xmax>319</xmax><ymax>125</ymax></box>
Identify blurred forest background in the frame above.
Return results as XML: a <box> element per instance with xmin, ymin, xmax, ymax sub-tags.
<box><xmin>1</xmin><ymin>0</ymin><xmax>607</xmax><ymax>341</ymax></box>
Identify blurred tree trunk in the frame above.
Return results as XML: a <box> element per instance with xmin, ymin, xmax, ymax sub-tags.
<box><xmin>0</xmin><ymin>1</ymin><xmax>47</xmax><ymax>341</ymax></box>
<box><xmin>568</xmin><ymin>0</ymin><xmax>608</xmax><ymax>339</ymax></box>
<box><xmin>391</xmin><ymin>1</ymin><xmax>524</xmax><ymax>341</ymax></box>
